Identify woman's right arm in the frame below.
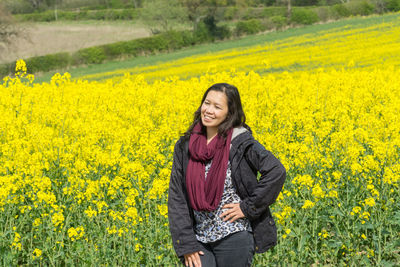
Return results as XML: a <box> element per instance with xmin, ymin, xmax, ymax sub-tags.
<box><xmin>168</xmin><ymin>138</ymin><xmax>203</xmax><ymax>261</ymax></box>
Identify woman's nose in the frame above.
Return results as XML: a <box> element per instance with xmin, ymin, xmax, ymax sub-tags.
<box><xmin>205</xmin><ymin>107</ymin><xmax>213</xmax><ymax>114</ymax></box>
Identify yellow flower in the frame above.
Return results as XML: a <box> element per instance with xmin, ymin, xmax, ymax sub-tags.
<box><xmin>32</xmin><ymin>248</ymin><xmax>42</xmax><ymax>259</ymax></box>
<box><xmin>302</xmin><ymin>200</ymin><xmax>315</xmax><ymax>209</ymax></box>
<box><xmin>135</xmin><ymin>243</ymin><xmax>142</xmax><ymax>252</ymax></box>
<box><xmin>361</xmin><ymin>234</ymin><xmax>367</xmax><ymax>240</ymax></box>
<box><xmin>84</xmin><ymin>206</ymin><xmax>98</xmax><ymax>218</ymax></box>
<box><xmin>157</xmin><ymin>204</ymin><xmax>168</xmax><ymax>218</ymax></box>
<box><xmin>318</xmin><ymin>229</ymin><xmax>329</xmax><ymax>239</ymax></box>
<box><xmin>68</xmin><ymin>226</ymin><xmax>85</xmax><ymax>241</ymax></box>
<box><xmin>312</xmin><ymin>184</ymin><xmax>325</xmax><ymax>199</ymax></box>
<box><xmin>364</xmin><ymin>197</ymin><xmax>376</xmax><ymax>207</ymax></box>
<box><xmin>11</xmin><ymin>232</ymin><xmax>22</xmax><ymax>251</ymax></box>
<box><xmin>351</xmin><ymin>206</ymin><xmax>361</xmax><ymax>216</ymax></box>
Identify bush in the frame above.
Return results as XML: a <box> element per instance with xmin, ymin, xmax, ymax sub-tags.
<box><xmin>346</xmin><ymin>0</ymin><xmax>375</xmax><ymax>15</ymax></box>
<box><xmin>193</xmin><ymin>22</ymin><xmax>213</xmax><ymax>43</ymax></box>
<box><xmin>97</xmin><ymin>31</ymin><xmax>196</xmax><ymax>61</ymax></box>
<box><xmin>242</xmin><ymin>7</ymin><xmax>265</xmax><ymax>20</ymax></box>
<box><xmin>214</xmin><ymin>25</ymin><xmax>232</xmax><ymax>40</ymax></box>
<box><xmin>262</xmin><ymin>16</ymin><xmax>287</xmax><ymax>31</ymax></box>
<box><xmin>235</xmin><ymin>19</ymin><xmax>264</xmax><ymax>36</ymax></box>
<box><xmin>75</xmin><ymin>47</ymin><xmax>106</xmax><ymax>65</ymax></box>
<box><xmin>3</xmin><ymin>0</ymin><xmax>34</xmax><ymax>14</ymax></box>
<box><xmin>142</xmin><ymin>34</ymin><xmax>170</xmax><ymax>52</ymax></box>
<box><xmin>293</xmin><ymin>0</ymin><xmax>320</xmax><ymax>5</ymax></box>
<box><xmin>223</xmin><ymin>6</ymin><xmax>239</xmax><ymax>20</ymax></box>
<box><xmin>15</xmin><ymin>8</ymin><xmax>138</xmax><ymax>22</ymax></box>
<box><xmin>201</xmin><ymin>15</ymin><xmax>232</xmax><ymax>41</ymax></box>
<box><xmin>290</xmin><ymin>9</ymin><xmax>320</xmax><ymax>25</ymax></box>
<box><xmin>262</xmin><ymin>7</ymin><xmax>287</xmax><ymax>17</ymax></box>
<box><xmin>385</xmin><ymin>0</ymin><xmax>400</xmax><ymax>11</ymax></box>
<box><xmin>17</xmin><ymin>10</ymin><xmax>56</xmax><ymax>22</ymax></box>
<box><xmin>332</xmin><ymin>4</ymin><xmax>351</xmax><ymax>18</ymax></box>
<box><xmin>101</xmin><ymin>42</ymin><xmax>130</xmax><ymax>59</ymax></box>
<box><xmin>25</xmin><ymin>53</ymin><xmax>70</xmax><ymax>73</ymax></box>
<box><xmin>272</xmin><ymin>16</ymin><xmax>288</xmax><ymax>28</ymax></box>
<box><xmin>0</xmin><ymin>63</ymin><xmax>13</xmax><ymax>78</ymax></box>
<box><xmin>179</xmin><ymin>30</ymin><xmax>196</xmax><ymax>46</ymax></box>
<box><xmin>315</xmin><ymin>6</ymin><xmax>331</xmax><ymax>21</ymax></box>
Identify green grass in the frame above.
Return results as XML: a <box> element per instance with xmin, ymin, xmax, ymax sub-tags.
<box><xmin>33</xmin><ymin>12</ymin><xmax>400</xmax><ymax>84</ymax></box>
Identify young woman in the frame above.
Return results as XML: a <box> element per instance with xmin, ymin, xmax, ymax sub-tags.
<box><xmin>168</xmin><ymin>83</ymin><xmax>286</xmax><ymax>267</ymax></box>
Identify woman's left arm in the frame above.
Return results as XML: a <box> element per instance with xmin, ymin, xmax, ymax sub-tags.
<box><xmin>239</xmin><ymin>140</ymin><xmax>286</xmax><ymax>221</ymax></box>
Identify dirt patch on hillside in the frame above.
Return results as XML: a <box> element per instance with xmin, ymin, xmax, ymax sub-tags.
<box><xmin>1</xmin><ymin>22</ymin><xmax>150</xmax><ymax>64</ymax></box>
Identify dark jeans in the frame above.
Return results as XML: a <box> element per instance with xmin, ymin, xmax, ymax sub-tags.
<box><xmin>198</xmin><ymin>231</ymin><xmax>255</xmax><ymax>267</ymax></box>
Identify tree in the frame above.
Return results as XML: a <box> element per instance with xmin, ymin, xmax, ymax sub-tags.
<box><xmin>140</xmin><ymin>0</ymin><xmax>185</xmax><ymax>34</ymax></box>
<box><xmin>180</xmin><ymin>0</ymin><xmax>227</xmax><ymax>31</ymax></box>
<box><xmin>287</xmin><ymin>0</ymin><xmax>291</xmax><ymax>19</ymax></box>
<box><xmin>130</xmin><ymin>0</ymin><xmax>143</xmax><ymax>8</ymax></box>
<box><xmin>23</xmin><ymin>0</ymin><xmax>46</xmax><ymax>10</ymax></box>
<box><xmin>276</xmin><ymin>0</ymin><xmax>291</xmax><ymax>20</ymax></box>
<box><xmin>47</xmin><ymin>0</ymin><xmax>63</xmax><ymax>21</ymax></box>
<box><xmin>0</xmin><ymin>4</ymin><xmax>26</xmax><ymax>61</ymax></box>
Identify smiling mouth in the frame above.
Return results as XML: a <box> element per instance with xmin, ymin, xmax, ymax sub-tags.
<box><xmin>203</xmin><ymin>115</ymin><xmax>214</xmax><ymax>121</ymax></box>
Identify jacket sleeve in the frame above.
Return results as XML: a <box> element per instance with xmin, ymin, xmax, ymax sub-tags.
<box><xmin>239</xmin><ymin>140</ymin><xmax>286</xmax><ymax>221</ymax></box>
<box><xmin>168</xmin><ymin>138</ymin><xmax>203</xmax><ymax>258</ymax></box>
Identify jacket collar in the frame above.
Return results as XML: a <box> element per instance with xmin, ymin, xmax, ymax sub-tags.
<box><xmin>230</xmin><ymin>127</ymin><xmax>254</xmax><ymax>161</ymax></box>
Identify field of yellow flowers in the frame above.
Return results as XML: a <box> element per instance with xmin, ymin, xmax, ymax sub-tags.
<box><xmin>1</xmin><ymin>14</ymin><xmax>400</xmax><ymax>265</ymax></box>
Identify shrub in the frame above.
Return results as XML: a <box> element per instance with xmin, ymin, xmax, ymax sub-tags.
<box><xmin>315</xmin><ymin>6</ymin><xmax>332</xmax><ymax>21</ymax></box>
<box><xmin>235</xmin><ymin>19</ymin><xmax>263</xmax><ymax>36</ymax></box>
<box><xmin>15</xmin><ymin>8</ymin><xmax>138</xmax><ymax>22</ymax></box>
<box><xmin>385</xmin><ymin>0</ymin><xmax>400</xmax><ymax>11</ymax></box>
<box><xmin>179</xmin><ymin>30</ymin><xmax>196</xmax><ymax>46</ymax></box>
<box><xmin>0</xmin><ymin>63</ymin><xmax>13</xmax><ymax>78</ymax></box>
<box><xmin>59</xmin><ymin>11</ymin><xmax>80</xmax><ymax>20</ymax></box>
<box><xmin>346</xmin><ymin>0</ymin><xmax>375</xmax><ymax>15</ymax></box>
<box><xmin>290</xmin><ymin>9</ymin><xmax>320</xmax><ymax>25</ymax></box>
<box><xmin>214</xmin><ymin>25</ymin><xmax>232</xmax><ymax>40</ymax></box>
<box><xmin>223</xmin><ymin>6</ymin><xmax>239</xmax><ymax>20</ymax></box>
<box><xmin>262</xmin><ymin>7</ymin><xmax>287</xmax><ymax>17</ymax></box>
<box><xmin>332</xmin><ymin>4</ymin><xmax>351</xmax><ymax>18</ymax></box>
<box><xmin>144</xmin><ymin>34</ymin><xmax>170</xmax><ymax>52</ymax></box>
<box><xmin>101</xmin><ymin>42</ymin><xmax>129</xmax><ymax>59</ymax></box>
<box><xmin>270</xmin><ymin>16</ymin><xmax>288</xmax><ymax>29</ymax></box>
<box><xmin>75</xmin><ymin>47</ymin><xmax>106</xmax><ymax>65</ymax></box>
<box><xmin>193</xmin><ymin>22</ymin><xmax>213</xmax><ymax>43</ymax></box>
<box><xmin>25</xmin><ymin>53</ymin><xmax>70</xmax><ymax>73</ymax></box>
<box><xmin>242</xmin><ymin>7</ymin><xmax>265</xmax><ymax>20</ymax></box>
<box><xmin>17</xmin><ymin>10</ymin><xmax>56</xmax><ymax>22</ymax></box>
<box><xmin>201</xmin><ymin>15</ymin><xmax>232</xmax><ymax>41</ymax></box>
<box><xmin>119</xmin><ymin>41</ymin><xmax>141</xmax><ymax>57</ymax></box>
<box><xmin>161</xmin><ymin>30</ymin><xmax>194</xmax><ymax>49</ymax></box>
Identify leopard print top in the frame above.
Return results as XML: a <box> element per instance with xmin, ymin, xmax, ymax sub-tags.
<box><xmin>193</xmin><ymin>160</ymin><xmax>252</xmax><ymax>243</ymax></box>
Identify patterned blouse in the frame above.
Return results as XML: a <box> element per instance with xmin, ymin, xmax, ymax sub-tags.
<box><xmin>193</xmin><ymin>160</ymin><xmax>252</xmax><ymax>243</ymax></box>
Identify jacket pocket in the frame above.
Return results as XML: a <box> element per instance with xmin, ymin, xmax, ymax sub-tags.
<box><xmin>252</xmin><ymin>209</ymin><xmax>277</xmax><ymax>253</ymax></box>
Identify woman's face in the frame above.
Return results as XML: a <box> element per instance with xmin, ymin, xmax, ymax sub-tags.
<box><xmin>201</xmin><ymin>90</ymin><xmax>229</xmax><ymax>130</ymax></box>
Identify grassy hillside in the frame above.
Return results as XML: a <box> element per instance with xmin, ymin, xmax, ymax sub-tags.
<box><xmin>34</xmin><ymin>12</ymin><xmax>400</xmax><ymax>83</ymax></box>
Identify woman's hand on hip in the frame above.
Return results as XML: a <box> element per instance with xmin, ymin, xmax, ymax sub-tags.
<box><xmin>184</xmin><ymin>251</ymin><xmax>204</xmax><ymax>267</ymax></box>
<box><xmin>220</xmin><ymin>203</ymin><xmax>245</xmax><ymax>223</ymax></box>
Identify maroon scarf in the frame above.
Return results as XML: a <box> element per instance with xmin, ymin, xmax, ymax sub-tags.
<box><xmin>186</xmin><ymin>123</ymin><xmax>233</xmax><ymax>211</ymax></box>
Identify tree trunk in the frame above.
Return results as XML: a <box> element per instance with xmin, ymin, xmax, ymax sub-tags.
<box><xmin>54</xmin><ymin>4</ymin><xmax>58</xmax><ymax>21</ymax></box>
<box><xmin>287</xmin><ymin>0</ymin><xmax>291</xmax><ymax>20</ymax></box>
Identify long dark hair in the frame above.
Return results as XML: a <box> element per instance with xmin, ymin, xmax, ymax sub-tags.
<box><xmin>184</xmin><ymin>83</ymin><xmax>251</xmax><ymax>138</ymax></box>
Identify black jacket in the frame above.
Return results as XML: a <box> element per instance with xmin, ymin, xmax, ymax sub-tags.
<box><xmin>168</xmin><ymin>128</ymin><xmax>286</xmax><ymax>258</ymax></box>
